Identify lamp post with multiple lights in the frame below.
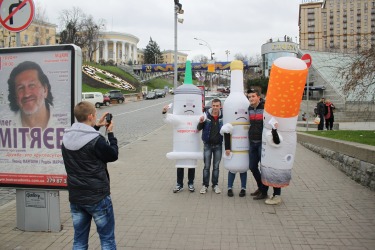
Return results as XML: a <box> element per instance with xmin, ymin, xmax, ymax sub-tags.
<box><xmin>225</xmin><ymin>50</ymin><xmax>230</xmax><ymax>62</ymax></box>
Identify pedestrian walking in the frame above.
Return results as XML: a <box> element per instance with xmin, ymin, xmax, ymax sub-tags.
<box><xmin>325</xmin><ymin>99</ymin><xmax>335</xmax><ymax>130</ymax></box>
<box><xmin>316</xmin><ymin>98</ymin><xmax>326</xmax><ymax>130</ymax></box>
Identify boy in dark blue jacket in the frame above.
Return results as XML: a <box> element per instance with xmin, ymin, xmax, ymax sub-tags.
<box><xmin>197</xmin><ymin>99</ymin><xmax>223</xmax><ymax>194</ymax></box>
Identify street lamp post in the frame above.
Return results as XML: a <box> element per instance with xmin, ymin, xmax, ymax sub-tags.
<box><xmin>194</xmin><ymin>37</ymin><xmax>215</xmax><ymax>91</ymax></box>
<box><xmin>225</xmin><ymin>50</ymin><xmax>230</xmax><ymax>62</ymax></box>
<box><xmin>194</xmin><ymin>37</ymin><xmax>214</xmax><ymax>60</ymax></box>
<box><xmin>174</xmin><ymin>0</ymin><xmax>184</xmax><ymax>91</ymax></box>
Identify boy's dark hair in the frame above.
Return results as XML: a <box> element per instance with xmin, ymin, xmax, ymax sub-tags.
<box><xmin>211</xmin><ymin>98</ymin><xmax>221</xmax><ymax>104</ymax></box>
<box><xmin>247</xmin><ymin>88</ymin><xmax>260</xmax><ymax>96</ymax></box>
<box><xmin>8</xmin><ymin>61</ymin><xmax>54</xmax><ymax>112</ymax></box>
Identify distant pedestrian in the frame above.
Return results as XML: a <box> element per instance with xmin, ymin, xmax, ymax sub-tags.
<box><xmin>325</xmin><ymin>99</ymin><xmax>335</xmax><ymax>130</ymax></box>
<box><xmin>316</xmin><ymin>98</ymin><xmax>326</xmax><ymax>130</ymax></box>
<box><xmin>197</xmin><ymin>99</ymin><xmax>223</xmax><ymax>194</ymax></box>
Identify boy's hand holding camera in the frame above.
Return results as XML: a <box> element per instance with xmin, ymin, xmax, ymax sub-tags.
<box><xmin>96</xmin><ymin>112</ymin><xmax>114</xmax><ymax>133</ymax></box>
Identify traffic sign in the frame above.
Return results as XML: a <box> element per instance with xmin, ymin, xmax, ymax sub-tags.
<box><xmin>0</xmin><ymin>0</ymin><xmax>35</xmax><ymax>32</ymax></box>
<box><xmin>301</xmin><ymin>53</ymin><xmax>312</xmax><ymax>68</ymax></box>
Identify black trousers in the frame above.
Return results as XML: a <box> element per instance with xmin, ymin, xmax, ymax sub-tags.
<box><xmin>177</xmin><ymin>168</ymin><xmax>195</xmax><ymax>187</ymax></box>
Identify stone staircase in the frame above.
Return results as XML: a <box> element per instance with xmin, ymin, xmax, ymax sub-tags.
<box><xmin>117</xmin><ymin>65</ymin><xmax>143</xmax><ymax>82</ymax></box>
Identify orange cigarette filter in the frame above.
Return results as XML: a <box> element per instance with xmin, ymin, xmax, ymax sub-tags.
<box><xmin>265</xmin><ymin>64</ymin><xmax>308</xmax><ymax>118</ymax></box>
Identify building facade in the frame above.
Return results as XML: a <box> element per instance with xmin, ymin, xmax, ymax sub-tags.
<box><xmin>161</xmin><ymin>50</ymin><xmax>188</xmax><ymax>64</ymax></box>
<box><xmin>136</xmin><ymin>49</ymin><xmax>188</xmax><ymax>65</ymax></box>
<box><xmin>0</xmin><ymin>20</ymin><xmax>57</xmax><ymax>48</ymax></box>
<box><xmin>261</xmin><ymin>37</ymin><xmax>299</xmax><ymax>77</ymax></box>
<box><xmin>94</xmin><ymin>31</ymin><xmax>139</xmax><ymax>64</ymax></box>
<box><xmin>299</xmin><ymin>0</ymin><xmax>375</xmax><ymax>52</ymax></box>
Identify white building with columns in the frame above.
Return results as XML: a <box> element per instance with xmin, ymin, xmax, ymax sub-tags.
<box><xmin>95</xmin><ymin>31</ymin><xmax>139</xmax><ymax>64</ymax></box>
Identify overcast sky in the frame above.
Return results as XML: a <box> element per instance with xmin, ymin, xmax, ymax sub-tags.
<box><xmin>38</xmin><ymin>0</ymin><xmax>303</xmax><ymax>62</ymax></box>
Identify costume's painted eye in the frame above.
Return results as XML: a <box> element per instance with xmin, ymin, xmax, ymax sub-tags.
<box><xmin>245</xmin><ymin>112</ymin><xmax>248</xmax><ymax>114</ymax></box>
<box><xmin>235</xmin><ymin>112</ymin><xmax>238</xmax><ymax>114</ymax></box>
<box><xmin>193</xmin><ymin>105</ymin><xmax>195</xmax><ymax>108</ymax></box>
<box><xmin>184</xmin><ymin>105</ymin><xmax>186</xmax><ymax>107</ymax></box>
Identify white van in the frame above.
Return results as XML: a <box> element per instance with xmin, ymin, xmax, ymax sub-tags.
<box><xmin>82</xmin><ymin>92</ymin><xmax>104</xmax><ymax>108</ymax></box>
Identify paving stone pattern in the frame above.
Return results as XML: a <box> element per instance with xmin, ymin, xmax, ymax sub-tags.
<box><xmin>0</xmin><ymin>125</ymin><xmax>374</xmax><ymax>249</ymax></box>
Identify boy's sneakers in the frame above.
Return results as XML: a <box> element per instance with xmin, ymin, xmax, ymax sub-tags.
<box><xmin>173</xmin><ymin>185</ymin><xmax>183</xmax><ymax>193</ymax></box>
<box><xmin>265</xmin><ymin>195</ymin><xmax>282</xmax><ymax>205</ymax></box>
<box><xmin>239</xmin><ymin>189</ymin><xmax>246</xmax><ymax>197</ymax></box>
<box><xmin>188</xmin><ymin>184</ymin><xmax>195</xmax><ymax>192</ymax></box>
<box><xmin>200</xmin><ymin>186</ymin><xmax>208</xmax><ymax>194</ymax></box>
<box><xmin>227</xmin><ymin>188</ymin><xmax>234</xmax><ymax>197</ymax></box>
<box><xmin>213</xmin><ymin>185</ymin><xmax>221</xmax><ymax>194</ymax></box>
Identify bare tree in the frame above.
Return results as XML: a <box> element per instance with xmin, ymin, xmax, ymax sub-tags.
<box><xmin>32</xmin><ymin>1</ymin><xmax>50</xmax><ymax>46</ymax></box>
<box><xmin>59</xmin><ymin>7</ymin><xmax>105</xmax><ymax>62</ymax></box>
<box><xmin>81</xmin><ymin>16</ymin><xmax>105</xmax><ymax>62</ymax></box>
<box><xmin>233</xmin><ymin>53</ymin><xmax>249</xmax><ymax>62</ymax></box>
<box><xmin>59</xmin><ymin>7</ymin><xmax>85</xmax><ymax>46</ymax></box>
<box><xmin>193</xmin><ymin>54</ymin><xmax>209</xmax><ymax>63</ymax></box>
<box><xmin>338</xmin><ymin>47</ymin><xmax>375</xmax><ymax>102</ymax></box>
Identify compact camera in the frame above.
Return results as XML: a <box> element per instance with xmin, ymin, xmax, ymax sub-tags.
<box><xmin>106</xmin><ymin>113</ymin><xmax>113</xmax><ymax>123</ymax></box>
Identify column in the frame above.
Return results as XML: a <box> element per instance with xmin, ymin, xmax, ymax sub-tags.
<box><xmin>96</xmin><ymin>41</ymin><xmax>99</xmax><ymax>62</ymax></box>
<box><xmin>122</xmin><ymin>42</ymin><xmax>125</xmax><ymax>63</ymax></box>
<box><xmin>133</xmin><ymin>44</ymin><xmax>138</xmax><ymax>64</ymax></box>
<box><xmin>112</xmin><ymin>40</ymin><xmax>117</xmax><ymax>63</ymax></box>
<box><xmin>104</xmin><ymin>40</ymin><xmax>108</xmax><ymax>61</ymax></box>
<box><xmin>126</xmin><ymin>43</ymin><xmax>130</xmax><ymax>62</ymax></box>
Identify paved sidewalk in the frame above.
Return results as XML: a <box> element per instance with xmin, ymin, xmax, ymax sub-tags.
<box><xmin>0</xmin><ymin>124</ymin><xmax>374</xmax><ymax>250</ymax></box>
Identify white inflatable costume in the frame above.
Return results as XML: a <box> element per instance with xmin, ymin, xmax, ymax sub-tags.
<box><xmin>260</xmin><ymin>57</ymin><xmax>308</xmax><ymax>187</ymax></box>
<box><xmin>165</xmin><ymin>60</ymin><xmax>203</xmax><ymax>168</ymax></box>
<box><xmin>220</xmin><ymin>60</ymin><xmax>250</xmax><ymax>173</ymax></box>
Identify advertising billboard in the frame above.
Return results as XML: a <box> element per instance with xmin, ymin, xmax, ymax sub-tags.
<box><xmin>0</xmin><ymin>45</ymin><xmax>82</xmax><ymax>189</ymax></box>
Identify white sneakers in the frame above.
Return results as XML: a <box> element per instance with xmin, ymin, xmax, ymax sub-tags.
<box><xmin>200</xmin><ymin>185</ymin><xmax>221</xmax><ymax>194</ymax></box>
<box><xmin>200</xmin><ymin>186</ymin><xmax>208</xmax><ymax>194</ymax></box>
<box><xmin>213</xmin><ymin>185</ymin><xmax>221</xmax><ymax>194</ymax></box>
<box><xmin>265</xmin><ymin>195</ymin><xmax>282</xmax><ymax>205</ymax></box>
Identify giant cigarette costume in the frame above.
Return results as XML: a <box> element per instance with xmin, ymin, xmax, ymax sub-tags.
<box><xmin>261</xmin><ymin>57</ymin><xmax>308</xmax><ymax>187</ymax></box>
<box><xmin>165</xmin><ymin>60</ymin><xmax>203</xmax><ymax>168</ymax></box>
<box><xmin>220</xmin><ymin>60</ymin><xmax>250</xmax><ymax>173</ymax></box>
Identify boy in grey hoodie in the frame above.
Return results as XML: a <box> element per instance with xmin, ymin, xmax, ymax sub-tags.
<box><xmin>62</xmin><ymin>101</ymin><xmax>118</xmax><ymax>249</ymax></box>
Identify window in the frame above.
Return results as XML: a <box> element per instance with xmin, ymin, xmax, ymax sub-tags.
<box><xmin>24</xmin><ymin>34</ymin><xmax>28</xmax><ymax>42</ymax></box>
<box><xmin>35</xmin><ymin>27</ymin><xmax>39</xmax><ymax>32</ymax></box>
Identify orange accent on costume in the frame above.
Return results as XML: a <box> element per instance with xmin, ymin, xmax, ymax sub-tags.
<box><xmin>265</xmin><ymin>65</ymin><xmax>308</xmax><ymax>118</ymax></box>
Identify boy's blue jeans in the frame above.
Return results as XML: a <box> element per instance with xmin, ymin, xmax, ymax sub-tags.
<box><xmin>70</xmin><ymin>195</ymin><xmax>116</xmax><ymax>250</ymax></box>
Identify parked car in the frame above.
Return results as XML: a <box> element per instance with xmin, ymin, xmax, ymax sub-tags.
<box><xmin>82</xmin><ymin>92</ymin><xmax>104</xmax><ymax>108</ymax></box>
<box><xmin>103</xmin><ymin>94</ymin><xmax>111</xmax><ymax>106</ymax></box>
<box><xmin>155</xmin><ymin>89</ymin><xmax>166</xmax><ymax>98</ymax></box>
<box><xmin>107</xmin><ymin>90</ymin><xmax>125</xmax><ymax>103</ymax></box>
<box><xmin>146</xmin><ymin>91</ymin><xmax>158</xmax><ymax>99</ymax></box>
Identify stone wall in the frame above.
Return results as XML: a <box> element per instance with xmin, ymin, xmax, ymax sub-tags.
<box><xmin>297</xmin><ymin>133</ymin><xmax>375</xmax><ymax>191</ymax></box>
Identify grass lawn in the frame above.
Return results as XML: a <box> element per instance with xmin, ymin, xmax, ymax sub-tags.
<box><xmin>304</xmin><ymin>130</ymin><xmax>375</xmax><ymax>146</ymax></box>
